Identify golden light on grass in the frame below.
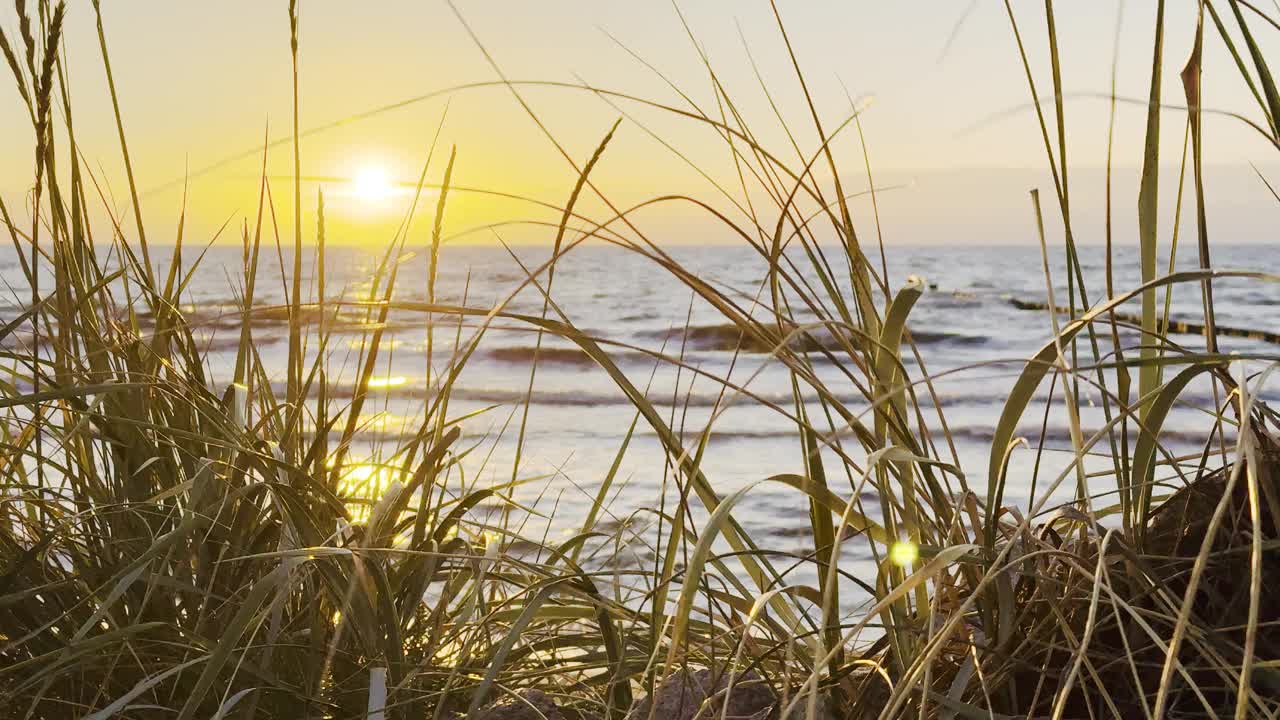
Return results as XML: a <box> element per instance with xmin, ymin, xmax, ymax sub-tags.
<box><xmin>889</xmin><ymin>541</ymin><xmax>919</xmax><ymax>568</ymax></box>
<box><xmin>337</xmin><ymin>461</ymin><xmax>400</xmax><ymax>525</ymax></box>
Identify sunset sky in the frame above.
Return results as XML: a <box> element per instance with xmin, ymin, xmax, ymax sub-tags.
<box><xmin>1</xmin><ymin>1</ymin><xmax>1276</xmax><ymax>247</ymax></box>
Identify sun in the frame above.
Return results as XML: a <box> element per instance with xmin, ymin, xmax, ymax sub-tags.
<box><xmin>351</xmin><ymin>165</ymin><xmax>394</xmax><ymax>204</ymax></box>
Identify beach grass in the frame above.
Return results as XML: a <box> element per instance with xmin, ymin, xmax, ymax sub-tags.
<box><xmin>2</xmin><ymin>1</ymin><xmax>1280</xmax><ymax>717</ymax></box>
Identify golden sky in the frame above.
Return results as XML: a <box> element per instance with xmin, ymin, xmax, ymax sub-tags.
<box><xmin>1</xmin><ymin>1</ymin><xmax>1276</xmax><ymax>247</ymax></box>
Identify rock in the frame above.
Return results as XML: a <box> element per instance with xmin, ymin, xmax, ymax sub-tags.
<box><xmin>626</xmin><ymin>668</ymin><xmax>776</xmax><ymax>720</ymax></box>
<box><xmin>475</xmin><ymin>689</ymin><xmax>566</xmax><ymax>720</ymax></box>
<box><xmin>778</xmin><ymin>692</ymin><xmax>840</xmax><ymax>720</ymax></box>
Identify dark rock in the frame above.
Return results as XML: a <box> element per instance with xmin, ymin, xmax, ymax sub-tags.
<box><xmin>626</xmin><ymin>668</ymin><xmax>776</xmax><ymax>720</ymax></box>
<box><xmin>778</xmin><ymin>691</ymin><xmax>841</xmax><ymax>720</ymax></box>
<box><xmin>475</xmin><ymin>689</ymin><xmax>566</xmax><ymax>720</ymax></box>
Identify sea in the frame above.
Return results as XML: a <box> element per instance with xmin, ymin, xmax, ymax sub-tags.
<box><xmin>3</xmin><ymin>241</ymin><xmax>1278</xmax><ymax>609</ymax></box>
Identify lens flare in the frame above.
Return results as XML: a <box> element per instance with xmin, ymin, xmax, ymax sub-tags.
<box><xmin>890</xmin><ymin>541</ymin><xmax>919</xmax><ymax>568</ymax></box>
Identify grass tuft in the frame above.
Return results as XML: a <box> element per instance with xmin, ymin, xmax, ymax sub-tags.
<box><xmin>2</xmin><ymin>1</ymin><xmax>1279</xmax><ymax>717</ymax></box>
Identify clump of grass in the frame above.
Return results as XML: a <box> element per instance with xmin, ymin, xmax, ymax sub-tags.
<box><xmin>2</xmin><ymin>0</ymin><xmax>1280</xmax><ymax>718</ymax></box>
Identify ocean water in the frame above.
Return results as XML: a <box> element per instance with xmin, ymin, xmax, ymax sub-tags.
<box><xmin>3</xmin><ymin>241</ymin><xmax>1277</xmax><ymax>605</ymax></box>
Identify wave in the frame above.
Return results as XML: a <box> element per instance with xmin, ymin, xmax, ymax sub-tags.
<box><xmin>295</xmin><ymin>416</ymin><xmax>1235</xmax><ymax>455</ymax></box>
<box><xmin>133</xmin><ymin>303</ymin><xmax>430</xmax><ymax>337</ymax></box>
<box><xmin>190</xmin><ymin>332</ymin><xmax>285</xmax><ymax>353</ymax></box>
<box><xmin>641</xmin><ymin>323</ymin><xmax>989</xmax><ymax>353</ymax></box>
<box><xmin>944</xmin><ymin>424</ymin><xmax>1235</xmax><ymax>448</ymax></box>
<box><xmin>453</xmin><ymin>387</ymin><xmax>630</xmax><ymax>406</ymax></box>
<box><xmin>908</xmin><ymin>330</ymin><xmax>990</xmax><ymax>346</ymax></box>
<box><xmin>637</xmin><ymin>424</ymin><xmax>1234</xmax><ymax>449</ymax></box>
<box><xmin>224</xmin><ymin>371</ymin><xmax>1271</xmax><ymax>418</ymax></box>
<box><xmin>486</xmin><ymin>346</ymin><xmax>598</xmax><ymax>367</ymax></box>
<box><xmin>258</xmin><ymin>380</ymin><xmax>820</xmax><ymax>409</ymax></box>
